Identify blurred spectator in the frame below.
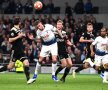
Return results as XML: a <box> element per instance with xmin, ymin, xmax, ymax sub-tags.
<box><xmin>74</xmin><ymin>0</ymin><xmax>84</xmax><ymax>14</ymax></box>
<box><xmin>63</xmin><ymin>15</ymin><xmax>69</xmax><ymax>24</ymax></box>
<box><xmin>7</xmin><ymin>0</ymin><xmax>16</xmax><ymax>14</ymax></box>
<box><xmin>0</xmin><ymin>0</ymin><xmax>4</xmax><ymax>13</ymax></box>
<box><xmin>74</xmin><ymin>48</ymin><xmax>82</xmax><ymax>64</ymax></box>
<box><xmin>31</xmin><ymin>41</ymin><xmax>40</xmax><ymax>62</ymax></box>
<box><xmin>30</xmin><ymin>19</ymin><xmax>35</xmax><ymax>31</ymax></box>
<box><xmin>1</xmin><ymin>36</ymin><xmax>8</xmax><ymax>53</ymax></box>
<box><xmin>26</xmin><ymin>49</ymin><xmax>33</xmax><ymax>63</ymax></box>
<box><xmin>0</xmin><ymin>50</ymin><xmax>3</xmax><ymax>65</ymax></box>
<box><xmin>81</xmin><ymin>50</ymin><xmax>86</xmax><ymax>61</ymax></box>
<box><xmin>46</xmin><ymin>0</ymin><xmax>54</xmax><ymax>14</ymax></box>
<box><xmin>24</xmin><ymin>0</ymin><xmax>33</xmax><ymax>14</ymax></box>
<box><xmin>0</xmin><ymin>0</ymin><xmax>4</xmax><ymax>12</ymax></box>
<box><xmin>84</xmin><ymin>0</ymin><xmax>93</xmax><ymax>14</ymax></box>
<box><xmin>65</xmin><ymin>2</ymin><xmax>72</xmax><ymax>17</ymax></box>
<box><xmin>15</xmin><ymin>0</ymin><xmax>23</xmax><ymax>14</ymax></box>
<box><xmin>1</xmin><ymin>0</ymin><xmax>9</xmax><ymax>14</ymax></box>
<box><xmin>67</xmin><ymin>46</ymin><xmax>75</xmax><ymax>59</ymax></box>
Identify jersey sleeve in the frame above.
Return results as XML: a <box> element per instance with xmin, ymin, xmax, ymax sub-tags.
<box><xmin>92</xmin><ymin>37</ymin><xmax>98</xmax><ymax>45</ymax></box>
<box><xmin>9</xmin><ymin>30</ymin><xmax>16</xmax><ymax>38</ymax></box>
<box><xmin>81</xmin><ymin>33</ymin><xmax>86</xmax><ymax>39</ymax></box>
<box><xmin>36</xmin><ymin>30</ymin><xmax>41</xmax><ymax>39</ymax></box>
<box><xmin>47</xmin><ymin>24</ymin><xmax>57</xmax><ymax>32</ymax></box>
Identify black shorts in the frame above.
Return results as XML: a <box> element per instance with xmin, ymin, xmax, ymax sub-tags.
<box><xmin>86</xmin><ymin>50</ymin><xmax>94</xmax><ymax>61</ymax></box>
<box><xmin>58</xmin><ymin>52</ymin><xmax>69</xmax><ymax>60</ymax></box>
<box><xmin>10</xmin><ymin>50</ymin><xmax>28</xmax><ymax>62</ymax></box>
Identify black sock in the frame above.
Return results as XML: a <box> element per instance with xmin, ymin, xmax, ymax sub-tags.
<box><xmin>55</xmin><ymin>66</ymin><xmax>64</xmax><ymax>76</ymax></box>
<box><xmin>75</xmin><ymin>65</ymin><xmax>84</xmax><ymax>73</ymax></box>
<box><xmin>24</xmin><ymin>66</ymin><xmax>30</xmax><ymax>81</ymax></box>
<box><xmin>0</xmin><ymin>66</ymin><xmax>7</xmax><ymax>72</ymax></box>
<box><xmin>100</xmin><ymin>67</ymin><xmax>105</xmax><ymax>73</ymax></box>
<box><xmin>105</xmin><ymin>69</ymin><xmax>108</xmax><ymax>72</ymax></box>
<box><xmin>62</xmin><ymin>67</ymin><xmax>70</xmax><ymax>79</ymax></box>
<box><xmin>93</xmin><ymin>65</ymin><xmax>96</xmax><ymax>69</ymax></box>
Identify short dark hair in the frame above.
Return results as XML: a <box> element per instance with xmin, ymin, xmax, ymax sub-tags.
<box><xmin>87</xmin><ymin>22</ymin><xmax>93</xmax><ymax>26</ymax></box>
<box><xmin>34</xmin><ymin>20</ymin><xmax>41</xmax><ymax>26</ymax></box>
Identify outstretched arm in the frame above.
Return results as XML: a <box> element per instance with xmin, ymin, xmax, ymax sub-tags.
<box><xmin>9</xmin><ymin>32</ymin><xmax>25</xmax><ymax>43</ymax></box>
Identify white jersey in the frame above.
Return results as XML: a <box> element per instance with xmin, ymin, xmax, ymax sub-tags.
<box><xmin>36</xmin><ymin>24</ymin><xmax>57</xmax><ymax>45</ymax></box>
<box><xmin>92</xmin><ymin>36</ymin><xmax>108</xmax><ymax>52</ymax></box>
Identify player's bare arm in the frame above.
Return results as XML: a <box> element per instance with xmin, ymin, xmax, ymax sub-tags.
<box><xmin>90</xmin><ymin>44</ymin><xmax>95</xmax><ymax>57</ymax></box>
<box><xmin>79</xmin><ymin>37</ymin><xmax>93</xmax><ymax>43</ymax></box>
<box><xmin>9</xmin><ymin>32</ymin><xmax>25</xmax><ymax>43</ymax></box>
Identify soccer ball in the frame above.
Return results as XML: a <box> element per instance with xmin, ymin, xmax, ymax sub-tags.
<box><xmin>34</xmin><ymin>1</ymin><xmax>43</xmax><ymax>10</ymax></box>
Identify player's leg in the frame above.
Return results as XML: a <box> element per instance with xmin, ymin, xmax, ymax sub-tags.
<box><xmin>27</xmin><ymin>56</ymin><xmax>44</xmax><ymax>84</ymax></box>
<box><xmin>60</xmin><ymin>58</ymin><xmax>72</xmax><ymax>82</ymax></box>
<box><xmin>72</xmin><ymin>60</ymin><xmax>84</xmax><ymax>78</ymax></box>
<box><xmin>102</xmin><ymin>64</ymin><xmax>108</xmax><ymax>83</ymax></box>
<box><xmin>0</xmin><ymin>61</ymin><xmax>15</xmax><ymax>72</ymax></box>
<box><xmin>0</xmin><ymin>50</ymin><xmax>15</xmax><ymax>72</ymax></box>
<box><xmin>55</xmin><ymin>58</ymin><xmax>67</xmax><ymax>77</ymax></box>
<box><xmin>52</xmin><ymin>55</ymin><xmax>59</xmax><ymax>81</ymax></box>
<box><xmin>102</xmin><ymin>56</ymin><xmax>108</xmax><ymax>83</ymax></box>
<box><xmin>33</xmin><ymin>56</ymin><xmax>44</xmax><ymax>78</ymax></box>
<box><xmin>74</xmin><ymin>51</ymin><xmax>91</xmax><ymax>73</ymax></box>
<box><xmin>33</xmin><ymin>45</ymin><xmax>48</xmax><ymax>78</ymax></box>
<box><xmin>23</xmin><ymin>59</ymin><xmax>30</xmax><ymax>81</ymax></box>
<box><xmin>50</xmin><ymin>43</ymin><xmax>59</xmax><ymax>81</ymax></box>
<box><xmin>73</xmin><ymin>55</ymin><xmax>91</xmax><ymax>75</ymax></box>
<box><xmin>27</xmin><ymin>46</ymin><xmax>46</xmax><ymax>84</ymax></box>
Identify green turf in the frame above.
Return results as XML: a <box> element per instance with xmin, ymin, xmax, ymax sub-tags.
<box><xmin>0</xmin><ymin>73</ymin><xmax>107</xmax><ymax>90</ymax></box>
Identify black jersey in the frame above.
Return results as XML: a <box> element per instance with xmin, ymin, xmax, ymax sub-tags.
<box><xmin>9</xmin><ymin>27</ymin><xmax>27</xmax><ymax>62</ymax></box>
<box><xmin>9</xmin><ymin>27</ymin><xmax>24</xmax><ymax>51</ymax></box>
<box><xmin>81</xmin><ymin>32</ymin><xmax>96</xmax><ymax>50</ymax></box>
<box><xmin>81</xmin><ymin>32</ymin><xmax>96</xmax><ymax>59</ymax></box>
<box><xmin>56</xmin><ymin>31</ymin><xmax>67</xmax><ymax>53</ymax></box>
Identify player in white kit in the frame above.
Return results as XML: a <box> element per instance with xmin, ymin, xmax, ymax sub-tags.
<box><xmin>90</xmin><ymin>28</ymin><xmax>108</xmax><ymax>83</ymax></box>
<box><xmin>27</xmin><ymin>20</ymin><xmax>63</xmax><ymax>84</ymax></box>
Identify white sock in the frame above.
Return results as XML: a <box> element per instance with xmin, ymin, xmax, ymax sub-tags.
<box><xmin>103</xmin><ymin>71</ymin><xmax>108</xmax><ymax>81</ymax></box>
<box><xmin>52</xmin><ymin>63</ymin><xmax>57</xmax><ymax>75</ymax></box>
<box><xmin>88</xmin><ymin>58</ymin><xmax>95</xmax><ymax>67</ymax></box>
<box><xmin>34</xmin><ymin>61</ymin><xmax>41</xmax><ymax>75</ymax></box>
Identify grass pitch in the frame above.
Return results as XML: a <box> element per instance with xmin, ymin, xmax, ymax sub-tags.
<box><xmin>0</xmin><ymin>73</ymin><xmax>107</xmax><ymax>90</ymax></box>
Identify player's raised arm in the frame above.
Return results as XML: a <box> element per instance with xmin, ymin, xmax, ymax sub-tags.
<box><xmin>79</xmin><ymin>35</ymin><xmax>93</xmax><ymax>43</ymax></box>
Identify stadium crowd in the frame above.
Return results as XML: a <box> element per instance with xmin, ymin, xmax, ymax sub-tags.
<box><xmin>0</xmin><ymin>0</ymin><xmax>98</xmax><ymax>14</ymax></box>
<box><xmin>0</xmin><ymin>14</ymin><xmax>103</xmax><ymax>65</ymax></box>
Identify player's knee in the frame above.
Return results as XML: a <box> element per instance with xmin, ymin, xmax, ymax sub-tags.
<box><xmin>95</xmin><ymin>66</ymin><xmax>100</xmax><ymax>70</ymax></box>
<box><xmin>104</xmin><ymin>64</ymin><xmax>108</xmax><ymax>69</ymax></box>
<box><xmin>67</xmin><ymin>63</ymin><xmax>72</xmax><ymax>68</ymax></box>
<box><xmin>61</xmin><ymin>63</ymin><xmax>67</xmax><ymax>68</ymax></box>
<box><xmin>84</xmin><ymin>63</ymin><xmax>90</xmax><ymax>69</ymax></box>
<box><xmin>23</xmin><ymin>60</ymin><xmax>29</xmax><ymax>67</ymax></box>
<box><xmin>7</xmin><ymin>65</ymin><xmax>13</xmax><ymax>70</ymax></box>
<box><xmin>61</xmin><ymin>65</ymin><xmax>66</xmax><ymax>68</ymax></box>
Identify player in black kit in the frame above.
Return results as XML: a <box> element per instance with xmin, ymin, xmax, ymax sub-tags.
<box><xmin>72</xmin><ymin>23</ymin><xmax>96</xmax><ymax>78</ymax></box>
<box><xmin>0</xmin><ymin>17</ymin><xmax>32</xmax><ymax>83</ymax></box>
<box><xmin>55</xmin><ymin>20</ymin><xmax>73</xmax><ymax>82</ymax></box>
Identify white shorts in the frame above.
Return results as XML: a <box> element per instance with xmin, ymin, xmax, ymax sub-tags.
<box><xmin>40</xmin><ymin>42</ymin><xmax>58</xmax><ymax>57</ymax></box>
<box><xmin>94</xmin><ymin>55</ymin><xmax>103</xmax><ymax>66</ymax></box>
<box><xmin>102</xmin><ymin>54</ymin><xmax>108</xmax><ymax>65</ymax></box>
